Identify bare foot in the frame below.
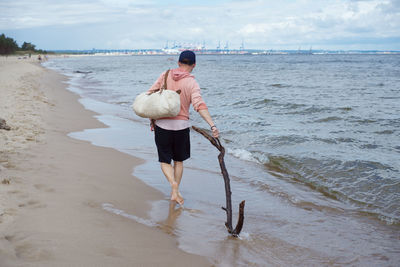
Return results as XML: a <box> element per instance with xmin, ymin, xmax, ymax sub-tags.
<box><xmin>178</xmin><ymin>192</ymin><xmax>184</xmax><ymax>204</ymax></box>
<box><xmin>171</xmin><ymin>183</ymin><xmax>184</xmax><ymax>205</ymax></box>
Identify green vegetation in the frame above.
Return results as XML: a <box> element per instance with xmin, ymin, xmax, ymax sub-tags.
<box><xmin>21</xmin><ymin>41</ymin><xmax>36</xmax><ymax>51</ymax></box>
<box><xmin>0</xmin><ymin>34</ymin><xmax>18</xmax><ymax>54</ymax></box>
<box><xmin>0</xmin><ymin>33</ymin><xmax>50</xmax><ymax>55</ymax></box>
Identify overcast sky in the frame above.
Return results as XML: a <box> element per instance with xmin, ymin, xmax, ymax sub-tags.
<box><xmin>1</xmin><ymin>0</ymin><xmax>399</xmax><ymax>50</ymax></box>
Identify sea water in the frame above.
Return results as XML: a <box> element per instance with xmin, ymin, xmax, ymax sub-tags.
<box><xmin>43</xmin><ymin>54</ymin><xmax>400</xmax><ymax>266</ymax></box>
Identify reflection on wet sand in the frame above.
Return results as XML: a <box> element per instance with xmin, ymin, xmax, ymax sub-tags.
<box><xmin>158</xmin><ymin>201</ymin><xmax>183</xmax><ymax>236</ymax></box>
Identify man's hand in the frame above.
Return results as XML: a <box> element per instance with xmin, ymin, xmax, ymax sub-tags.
<box><xmin>211</xmin><ymin>126</ymin><xmax>219</xmax><ymax>138</ymax></box>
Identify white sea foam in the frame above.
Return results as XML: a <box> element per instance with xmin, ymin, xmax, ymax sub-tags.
<box><xmin>237</xmin><ymin>231</ymin><xmax>251</xmax><ymax>240</ymax></box>
<box><xmin>378</xmin><ymin>214</ymin><xmax>399</xmax><ymax>225</ymax></box>
<box><xmin>102</xmin><ymin>203</ymin><xmax>157</xmax><ymax>227</ymax></box>
<box><xmin>228</xmin><ymin>148</ymin><xmax>260</xmax><ymax>164</ymax></box>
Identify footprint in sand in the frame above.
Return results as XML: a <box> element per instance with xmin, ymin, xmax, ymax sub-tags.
<box><xmin>5</xmin><ymin>234</ymin><xmax>53</xmax><ymax>261</ymax></box>
<box><xmin>34</xmin><ymin>184</ymin><xmax>55</xmax><ymax>193</ymax></box>
<box><xmin>7</xmin><ymin>190</ymin><xmax>21</xmax><ymax>195</ymax></box>
<box><xmin>1</xmin><ymin>178</ymin><xmax>10</xmax><ymax>184</ymax></box>
<box><xmin>18</xmin><ymin>200</ymin><xmax>46</xmax><ymax>209</ymax></box>
<box><xmin>0</xmin><ymin>208</ymin><xmax>17</xmax><ymax>224</ymax></box>
<box><xmin>100</xmin><ymin>247</ymin><xmax>121</xmax><ymax>258</ymax></box>
<box><xmin>7</xmin><ymin>190</ymin><xmax>30</xmax><ymax>199</ymax></box>
<box><xmin>15</xmin><ymin>242</ymin><xmax>53</xmax><ymax>260</ymax></box>
<box><xmin>83</xmin><ymin>200</ymin><xmax>99</xmax><ymax>208</ymax></box>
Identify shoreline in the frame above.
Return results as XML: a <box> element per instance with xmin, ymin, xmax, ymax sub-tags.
<box><xmin>0</xmin><ymin>58</ymin><xmax>210</xmax><ymax>266</ymax></box>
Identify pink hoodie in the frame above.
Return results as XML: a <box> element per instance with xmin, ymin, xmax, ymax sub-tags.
<box><xmin>148</xmin><ymin>67</ymin><xmax>208</xmax><ymax>120</ymax></box>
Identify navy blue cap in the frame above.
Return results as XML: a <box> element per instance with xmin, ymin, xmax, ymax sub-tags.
<box><xmin>179</xmin><ymin>50</ymin><xmax>196</xmax><ymax>65</ymax></box>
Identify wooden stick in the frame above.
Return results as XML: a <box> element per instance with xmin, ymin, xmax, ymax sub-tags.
<box><xmin>192</xmin><ymin>126</ymin><xmax>245</xmax><ymax>237</ymax></box>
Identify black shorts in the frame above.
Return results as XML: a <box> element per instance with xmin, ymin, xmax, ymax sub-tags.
<box><xmin>154</xmin><ymin>125</ymin><xmax>190</xmax><ymax>164</ymax></box>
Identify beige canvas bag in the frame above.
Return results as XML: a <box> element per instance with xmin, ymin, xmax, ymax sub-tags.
<box><xmin>132</xmin><ymin>69</ymin><xmax>181</xmax><ymax>119</ymax></box>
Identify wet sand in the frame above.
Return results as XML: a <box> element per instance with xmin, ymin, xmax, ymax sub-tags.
<box><xmin>0</xmin><ymin>57</ymin><xmax>210</xmax><ymax>266</ymax></box>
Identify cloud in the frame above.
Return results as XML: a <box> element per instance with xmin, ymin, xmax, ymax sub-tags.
<box><xmin>1</xmin><ymin>1</ymin><xmax>114</xmax><ymax>29</ymax></box>
<box><xmin>1</xmin><ymin>0</ymin><xmax>399</xmax><ymax>50</ymax></box>
<box><xmin>233</xmin><ymin>0</ymin><xmax>400</xmax><ymax>48</ymax></box>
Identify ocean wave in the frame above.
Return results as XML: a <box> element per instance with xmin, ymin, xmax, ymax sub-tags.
<box><xmin>283</xmin><ymin>106</ymin><xmax>333</xmax><ymax>115</ymax></box>
<box><xmin>270</xmin><ymin>83</ymin><xmax>290</xmax><ymax>88</ymax></box>
<box><xmin>268</xmin><ymin>135</ymin><xmax>310</xmax><ymax>146</ymax></box>
<box><xmin>374</xmin><ymin>130</ymin><xmax>394</xmax><ymax>135</ymax></box>
<box><xmin>349</xmin><ymin>117</ymin><xmax>378</xmax><ymax>124</ymax></box>
<box><xmin>228</xmin><ymin>148</ymin><xmax>261</xmax><ymax>164</ymax></box>
<box><xmin>263</xmin><ymin>155</ymin><xmax>400</xmax><ymax>224</ymax></box>
<box><xmin>314</xmin><ymin>116</ymin><xmax>343</xmax><ymax>123</ymax></box>
<box><xmin>338</xmin><ymin>107</ymin><xmax>352</xmax><ymax>111</ymax></box>
<box><xmin>253</xmin><ymin>98</ymin><xmax>274</xmax><ymax>107</ymax></box>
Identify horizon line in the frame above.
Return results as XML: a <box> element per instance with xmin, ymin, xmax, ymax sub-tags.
<box><xmin>48</xmin><ymin>48</ymin><xmax>400</xmax><ymax>52</ymax></box>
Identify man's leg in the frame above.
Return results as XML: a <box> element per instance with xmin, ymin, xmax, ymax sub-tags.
<box><xmin>173</xmin><ymin>161</ymin><xmax>184</xmax><ymax>199</ymax></box>
<box><xmin>161</xmin><ymin>162</ymin><xmax>184</xmax><ymax>205</ymax></box>
<box><xmin>173</xmin><ymin>161</ymin><xmax>183</xmax><ymax>185</ymax></box>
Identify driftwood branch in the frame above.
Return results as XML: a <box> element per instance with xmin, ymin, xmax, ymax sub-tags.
<box><xmin>192</xmin><ymin>126</ymin><xmax>245</xmax><ymax>237</ymax></box>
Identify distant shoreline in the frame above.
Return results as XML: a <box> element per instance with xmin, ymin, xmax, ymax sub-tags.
<box><xmin>46</xmin><ymin>49</ymin><xmax>400</xmax><ymax>56</ymax></box>
<box><xmin>3</xmin><ymin>49</ymin><xmax>399</xmax><ymax>58</ymax></box>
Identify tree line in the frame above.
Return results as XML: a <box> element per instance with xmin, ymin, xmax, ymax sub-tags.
<box><xmin>0</xmin><ymin>33</ymin><xmax>48</xmax><ymax>55</ymax></box>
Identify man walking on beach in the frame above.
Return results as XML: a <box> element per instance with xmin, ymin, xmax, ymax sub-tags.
<box><xmin>148</xmin><ymin>50</ymin><xmax>219</xmax><ymax>205</ymax></box>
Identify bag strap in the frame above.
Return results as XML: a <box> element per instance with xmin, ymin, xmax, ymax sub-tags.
<box><xmin>160</xmin><ymin>69</ymin><xmax>170</xmax><ymax>93</ymax></box>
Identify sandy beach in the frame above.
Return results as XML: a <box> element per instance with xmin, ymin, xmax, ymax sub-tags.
<box><xmin>0</xmin><ymin>57</ymin><xmax>210</xmax><ymax>266</ymax></box>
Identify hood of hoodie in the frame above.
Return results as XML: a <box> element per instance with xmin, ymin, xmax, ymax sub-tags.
<box><xmin>170</xmin><ymin>68</ymin><xmax>194</xmax><ymax>81</ymax></box>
